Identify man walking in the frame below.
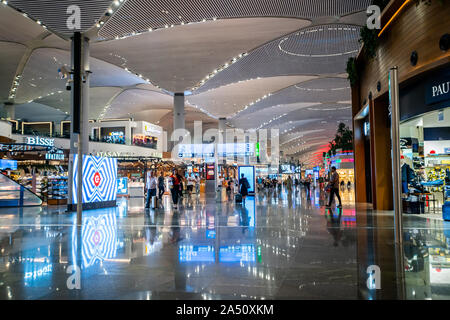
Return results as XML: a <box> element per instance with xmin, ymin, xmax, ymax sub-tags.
<box><xmin>327</xmin><ymin>166</ymin><xmax>342</xmax><ymax>208</ymax></box>
<box><xmin>145</xmin><ymin>171</ymin><xmax>157</xmax><ymax>209</ymax></box>
<box><xmin>157</xmin><ymin>171</ymin><xmax>165</xmax><ymax>200</ymax></box>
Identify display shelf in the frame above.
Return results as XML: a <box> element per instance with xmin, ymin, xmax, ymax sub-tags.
<box><xmin>47</xmin><ymin>176</ymin><xmax>68</xmax><ymax>205</ymax></box>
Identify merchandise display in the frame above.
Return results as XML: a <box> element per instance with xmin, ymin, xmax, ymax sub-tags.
<box><xmin>47</xmin><ymin>175</ymin><xmax>68</xmax><ymax>205</ymax></box>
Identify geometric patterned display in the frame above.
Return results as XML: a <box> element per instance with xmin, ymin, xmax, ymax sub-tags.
<box><xmin>81</xmin><ymin>213</ymin><xmax>118</xmax><ymax>268</ymax></box>
<box><xmin>72</xmin><ymin>155</ymin><xmax>118</xmax><ymax>204</ymax></box>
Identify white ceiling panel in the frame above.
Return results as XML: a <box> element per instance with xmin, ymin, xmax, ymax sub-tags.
<box><xmin>99</xmin><ymin>0</ymin><xmax>370</xmax><ymax>39</ymax></box>
<box><xmin>0</xmin><ymin>42</ymin><xmax>27</xmax><ymax>101</ymax></box>
<box><xmin>92</xmin><ymin>17</ymin><xmax>311</xmax><ymax>92</ymax></box>
<box><xmin>187</xmin><ymin>75</ymin><xmax>317</xmax><ymax>118</ymax></box>
<box><xmin>197</xmin><ymin>24</ymin><xmax>361</xmax><ymax>93</ymax></box>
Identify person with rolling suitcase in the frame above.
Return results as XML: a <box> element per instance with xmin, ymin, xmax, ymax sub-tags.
<box><xmin>145</xmin><ymin>170</ymin><xmax>157</xmax><ymax>209</ymax></box>
<box><xmin>238</xmin><ymin>173</ymin><xmax>250</xmax><ymax>204</ymax></box>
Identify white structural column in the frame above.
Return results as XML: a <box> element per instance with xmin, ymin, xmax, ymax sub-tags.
<box><xmin>218</xmin><ymin>118</ymin><xmax>226</xmax><ymax>163</ymax></box>
<box><xmin>218</xmin><ymin>118</ymin><xmax>226</xmax><ymax>144</ymax></box>
<box><xmin>173</xmin><ymin>93</ymin><xmax>185</xmax><ymax>131</ymax></box>
<box><xmin>4</xmin><ymin>103</ymin><xmax>15</xmax><ymax>120</ymax></box>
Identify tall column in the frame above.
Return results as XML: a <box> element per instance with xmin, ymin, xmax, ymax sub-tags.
<box><xmin>218</xmin><ymin>118</ymin><xmax>226</xmax><ymax>144</ymax></box>
<box><xmin>244</xmin><ymin>134</ymin><xmax>250</xmax><ymax>165</ymax></box>
<box><xmin>218</xmin><ymin>118</ymin><xmax>226</xmax><ymax>164</ymax></box>
<box><xmin>173</xmin><ymin>93</ymin><xmax>185</xmax><ymax>132</ymax></box>
<box><xmin>67</xmin><ymin>32</ymin><xmax>90</xmax><ymax>225</ymax></box>
<box><xmin>4</xmin><ymin>103</ymin><xmax>15</xmax><ymax>120</ymax></box>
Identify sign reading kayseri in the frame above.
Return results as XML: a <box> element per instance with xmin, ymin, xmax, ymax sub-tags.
<box><xmin>24</xmin><ymin>136</ymin><xmax>55</xmax><ymax>147</ymax></box>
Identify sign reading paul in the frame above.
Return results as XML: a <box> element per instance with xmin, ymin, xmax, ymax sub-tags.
<box><xmin>426</xmin><ymin>76</ymin><xmax>450</xmax><ymax>105</ymax></box>
<box><xmin>71</xmin><ymin>155</ymin><xmax>118</xmax><ymax>210</ymax></box>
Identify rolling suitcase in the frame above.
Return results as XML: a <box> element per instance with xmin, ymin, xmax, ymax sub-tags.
<box><xmin>443</xmin><ymin>202</ymin><xmax>450</xmax><ymax>221</ymax></box>
<box><xmin>235</xmin><ymin>193</ymin><xmax>242</xmax><ymax>203</ymax></box>
<box><xmin>151</xmin><ymin>196</ymin><xmax>158</xmax><ymax>209</ymax></box>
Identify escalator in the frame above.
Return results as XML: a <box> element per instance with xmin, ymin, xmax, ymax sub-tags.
<box><xmin>0</xmin><ymin>173</ymin><xmax>42</xmax><ymax>207</ymax></box>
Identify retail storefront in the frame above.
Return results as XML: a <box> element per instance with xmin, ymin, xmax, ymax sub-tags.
<box><xmin>352</xmin><ymin>0</ymin><xmax>450</xmax><ymax>212</ymax></box>
<box><xmin>399</xmin><ymin>67</ymin><xmax>450</xmax><ymax>214</ymax></box>
<box><xmin>0</xmin><ymin>136</ymin><xmax>68</xmax><ymax>205</ymax></box>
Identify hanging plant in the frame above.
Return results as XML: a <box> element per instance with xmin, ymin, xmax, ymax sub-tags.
<box><xmin>359</xmin><ymin>26</ymin><xmax>379</xmax><ymax>59</ymax></box>
<box><xmin>346</xmin><ymin>57</ymin><xmax>358</xmax><ymax>87</ymax></box>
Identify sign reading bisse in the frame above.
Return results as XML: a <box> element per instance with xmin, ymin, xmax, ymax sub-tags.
<box><xmin>25</xmin><ymin>136</ymin><xmax>54</xmax><ymax>147</ymax></box>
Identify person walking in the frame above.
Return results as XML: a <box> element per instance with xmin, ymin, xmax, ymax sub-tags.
<box><xmin>157</xmin><ymin>171</ymin><xmax>165</xmax><ymax>200</ymax></box>
<box><xmin>145</xmin><ymin>171</ymin><xmax>157</xmax><ymax>209</ymax></box>
<box><xmin>195</xmin><ymin>174</ymin><xmax>200</xmax><ymax>195</ymax></box>
<box><xmin>187</xmin><ymin>172</ymin><xmax>195</xmax><ymax>196</ymax></box>
<box><xmin>305</xmin><ymin>174</ymin><xmax>312</xmax><ymax>196</ymax></box>
<box><xmin>286</xmin><ymin>176</ymin><xmax>293</xmax><ymax>193</ymax></box>
<box><xmin>176</xmin><ymin>171</ymin><xmax>184</xmax><ymax>199</ymax></box>
<box><xmin>327</xmin><ymin>166</ymin><xmax>342</xmax><ymax>208</ymax></box>
<box><xmin>239</xmin><ymin>173</ymin><xmax>250</xmax><ymax>203</ymax></box>
<box><xmin>170</xmin><ymin>169</ymin><xmax>180</xmax><ymax>209</ymax></box>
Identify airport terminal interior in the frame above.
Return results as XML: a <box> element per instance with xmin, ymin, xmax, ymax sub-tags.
<box><xmin>0</xmin><ymin>0</ymin><xmax>449</xmax><ymax>300</ymax></box>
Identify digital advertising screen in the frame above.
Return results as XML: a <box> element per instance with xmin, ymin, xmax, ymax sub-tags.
<box><xmin>238</xmin><ymin>166</ymin><xmax>255</xmax><ymax>194</ymax></box>
<box><xmin>117</xmin><ymin>177</ymin><xmax>128</xmax><ymax>195</ymax></box>
<box><xmin>280</xmin><ymin>164</ymin><xmax>293</xmax><ymax>174</ymax></box>
<box><xmin>132</xmin><ymin>134</ymin><xmax>158</xmax><ymax>149</ymax></box>
<box><xmin>72</xmin><ymin>155</ymin><xmax>118</xmax><ymax>204</ymax></box>
<box><xmin>206</xmin><ymin>164</ymin><xmax>215</xmax><ymax>180</ymax></box>
<box><xmin>0</xmin><ymin>159</ymin><xmax>17</xmax><ymax>170</ymax></box>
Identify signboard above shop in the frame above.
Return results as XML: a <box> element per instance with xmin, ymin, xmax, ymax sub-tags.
<box><xmin>24</xmin><ymin>136</ymin><xmax>54</xmax><ymax>147</ymax></box>
<box><xmin>177</xmin><ymin>143</ymin><xmax>256</xmax><ymax>158</ymax></box>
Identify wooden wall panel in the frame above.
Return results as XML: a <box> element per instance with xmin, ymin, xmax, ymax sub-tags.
<box><xmin>373</xmin><ymin>95</ymin><xmax>394</xmax><ymax>210</ymax></box>
<box><xmin>356</xmin><ymin>1</ymin><xmax>450</xmax><ymax>112</ymax></box>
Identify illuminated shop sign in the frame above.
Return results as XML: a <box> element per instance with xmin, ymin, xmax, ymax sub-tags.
<box><xmin>95</xmin><ymin>151</ymin><xmax>162</xmax><ymax>158</ymax></box>
<box><xmin>178</xmin><ymin>143</ymin><xmax>255</xmax><ymax>158</ymax></box>
<box><xmin>144</xmin><ymin>124</ymin><xmax>162</xmax><ymax>135</ymax></box>
<box><xmin>427</xmin><ymin>77</ymin><xmax>450</xmax><ymax>105</ymax></box>
<box><xmin>25</xmin><ymin>136</ymin><xmax>54</xmax><ymax>147</ymax></box>
<box><xmin>217</xmin><ymin>143</ymin><xmax>255</xmax><ymax>157</ymax></box>
<box><xmin>46</xmin><ymin>149</ymin><xmax>65</xmax><ymax>160</ymax></box>
<box><xmin>72</xmin><ymin>155</ymin><xmax>118</xmax><ymax>204</ymax></box>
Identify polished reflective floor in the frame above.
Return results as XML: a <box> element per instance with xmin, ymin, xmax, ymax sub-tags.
<box><xmin>0</xmin><ymin>186</ymin><xmax>448</xmax><ymax>300</ymax></box>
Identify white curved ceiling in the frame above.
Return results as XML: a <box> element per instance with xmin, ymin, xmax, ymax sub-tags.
<box><xmin>187</xmin><ymin>75</ymin><xmax>318</xmax><ymax>118</ymax></box>
<box><xmin>92</xmin><ymin>17</ymin><xmax>311</xmax><ymax>93</ymax></box>
<box><xmin>99</xmin><ymin>0</ymin><xmax>370</xmax><ymax>39</ymax></box>
<box><xmin>0</xmin><ymin>1</ymin><xmax>368</xmax><ymax>166</ymax></box>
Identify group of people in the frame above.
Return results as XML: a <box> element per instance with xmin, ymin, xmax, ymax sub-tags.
<box><xmin>145</xmin><ymin>169</ymin><xmax>201</xmax><ymax>209</ymax></box>
<box><xmin>254</xmin><ymin>166</ymin><xmax>343</xmax><ymax>208</ymax></box>
<box><xmin>144</xmin><ymin>166</ymin><xmax>344</xmax><ymax>210</ymax></box>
